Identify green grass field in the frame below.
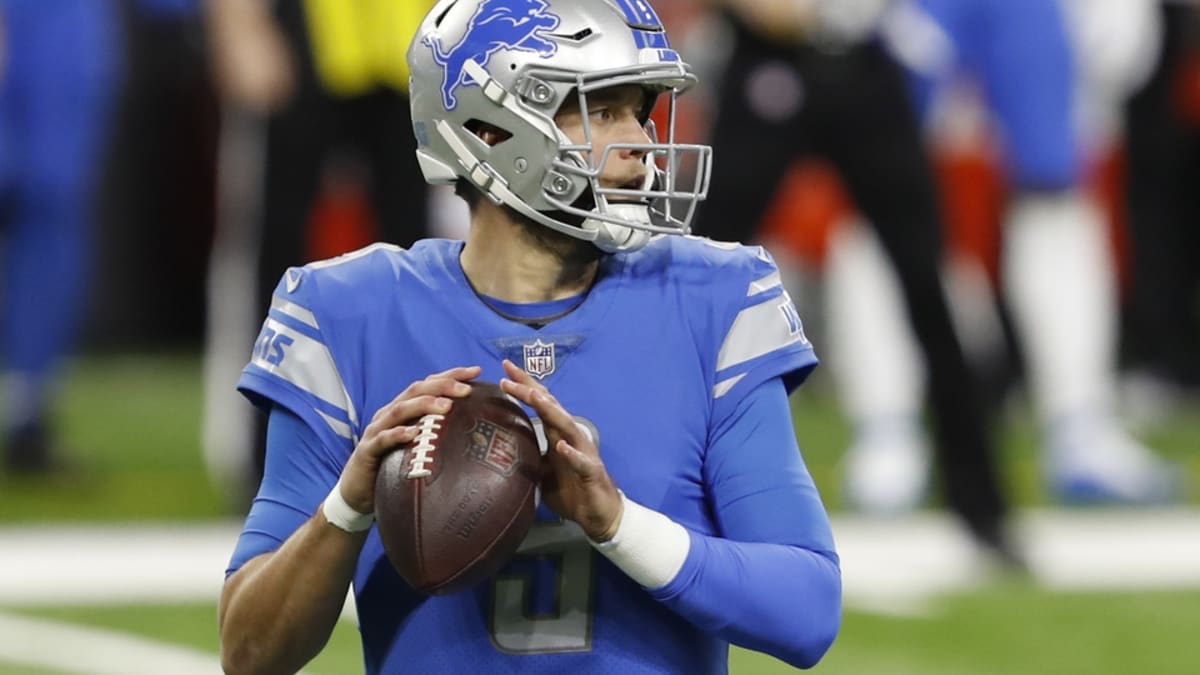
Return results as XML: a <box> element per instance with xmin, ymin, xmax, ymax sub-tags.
<box><xmin>8</xmin><ymin>585</ymin><xmax>1200</xmax><ymax>675</ymax></box>
<box><xmin>1</xmin><ymin>352</ymin><xmax>1198</xmax><ymax>674</ymax></box>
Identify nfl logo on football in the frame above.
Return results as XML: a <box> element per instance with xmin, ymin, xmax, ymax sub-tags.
<box><xmin>522</xmin><ymin>339</ymin><xmax>555</xmax><ymax>379</ymax></box>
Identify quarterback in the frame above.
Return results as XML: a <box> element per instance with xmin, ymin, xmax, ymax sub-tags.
<box><xmin>218</xmin><ymin>1</ymin><xmax>841</xmax><ymax>673</ymax></box>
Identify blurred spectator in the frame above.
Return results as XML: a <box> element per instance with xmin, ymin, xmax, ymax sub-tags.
<box><xmin>1121</xmin><ymin>0</ymin><xmax>1200</xmax><ymax>410</ymax></box>
<box><xmin>875</xmin><ymin>0</ymin><xmax>1177</xmax><ymax>504</ymax></box>
<box><xmin>0</xmin><ymin>0</ymin><xmax>124</xmax><ymax>473</ymax></box>
<box><xmin>691</xmin><ymin>0</ymin><xmax>1016</xmax><ymax>561</ymax></box>
<box><xmin>91</xmin><ymin>0</ymin><xmax>216</xmax><ymax>349</ymax></box>
<box><xmin>201</xmin><ymin>0</ymin><xmax>438</xmax><ymax>505</ymax></box>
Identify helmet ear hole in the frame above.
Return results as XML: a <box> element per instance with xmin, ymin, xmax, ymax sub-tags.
<box><xmin>465</xmin><ymin>119</ymin><xmax>513</xmax><ymax>147</ymax></box>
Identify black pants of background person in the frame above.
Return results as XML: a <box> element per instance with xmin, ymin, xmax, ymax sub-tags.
<box><xmin>695</xmin><ymin>20</ymin><xmax>1015</xmax><ymax>560</ymax></box>
<box><xmin>1123</xmin><ymin>2</ymin><xmax>1200</xmax><ymax>391</ymax></box>
<box><xmin>246</xmin><ymin>4</ymin><xmax>432</xmax><ymax>489</ymax></box>
<box><xmin>258</xmin><ymin>4</ymin><xmax>430</xmax><ymax>323</ymax></box>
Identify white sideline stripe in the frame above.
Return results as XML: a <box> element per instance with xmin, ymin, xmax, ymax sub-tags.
<box><xmin>0</xmin><ymin>510</ymin><xmax>1198</xmax><ymax>611</ymax></box>
<box><xmin>0</xmin><ymin>523</ymin><xmax>236</xmax><ymax>605</ymax></box>
<box><xmin>0</xmin><ymin>610</ymin><xmax>220</xmax><ymax>675</ymax></box>
<box><xmin>835</xmin><ymin>508</ymin><xmax>1200</xmax><ymax>606</ymax></box>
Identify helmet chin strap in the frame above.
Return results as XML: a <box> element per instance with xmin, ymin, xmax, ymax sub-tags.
<box><xmin>581</xmin><ymin>159</ymin><xmax>659</xmax><ymax>253</ymax></box>
<box><xmin>582</xmin><ymin>203</ymin><xmax>653</xmax><ymax>253</ymax></box>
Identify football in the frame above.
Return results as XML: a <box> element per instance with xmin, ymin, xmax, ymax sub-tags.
<box><xmin>374</xmin><ymin>380</ymin><xmax>541</xmax><ymax>595</ymax></box>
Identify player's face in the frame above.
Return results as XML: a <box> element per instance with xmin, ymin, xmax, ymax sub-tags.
<box><xmin>555</xmin><ymin>85</ymin><xmax>652</xmax><ymax>194</ymax></box>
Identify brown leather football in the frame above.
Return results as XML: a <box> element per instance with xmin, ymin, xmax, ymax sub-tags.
<box><xmin>374</xmin><ymin>380</ymin><xmax>541</xmax><ymax>595</ymax></box>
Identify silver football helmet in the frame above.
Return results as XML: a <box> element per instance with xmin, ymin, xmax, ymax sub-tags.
<box><xmin>408</xmin><ymin>0</ymin><xmax>712</xmax><ymax>252</ymax></box>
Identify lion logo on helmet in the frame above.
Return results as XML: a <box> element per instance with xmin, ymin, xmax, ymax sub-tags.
<box><xmin>423</xmin><ymin>0</ymin><xmax>562</xmax><ymax>110</ymax></box>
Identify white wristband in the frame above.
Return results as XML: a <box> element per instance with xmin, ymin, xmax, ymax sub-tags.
<box><xmin>322</xmin><ymin>479</ymin><xmax>374</xmax><ymax>533</ymax></box>
<box><xmin>590</xmin><ymin>492</ymin><xmax>690</xmax><ymax>590</ymax></box>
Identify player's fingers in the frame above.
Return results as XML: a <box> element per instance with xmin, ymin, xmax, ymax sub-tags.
<box><xmin>372</xmin><ymin>376</ymin><xmax>473</xmax><ymax>425</ymax></box>
<box><xmin>539</xmin><ymin>395</ymin><xmax>583</xmax><ymax>444</ymax></box>
<box><xmin>358</xmin><ymin>424</ymin><xmax>420</xmax><ymax>460</ymax></box>
<box><xmin>365</xmin><ymin>394</ymin><xmax>453</xmax><ymax>436</ymax></box>
<box><xmin>402</xmin><ymin>373</ymin><xmax>475</xmax><ymax>401</ymax></box>
<box><xmin>410</xmin><ymin>377</ymin><xmax>473</xmax><ymax>400</ymax></box>
<box><xmin>499</xmin><ymin>371</ymin><xmax>563</xmax><ymax>410</ymax></box>
<box><xmin>501</xmin><ymin>360</ymin><xmax>551</xmax><ymax>396</ymax></box>
<box><xmin>554</xmin><ymin>440</ymin><xmax>602</xmax><ymax>479</ymax></box>
<box><xmin>514</xmin><ymin>387</ymin><xmax>588</xmax><ymax>449</ymax></box>
<box><xmin>426</xmin><ymin>365</ymin><xmax>483</xmax><ymax>382</ymax></box>
<box><xmin>374</xmin><ymin>367</ymin><xmax>479</xmax><ymax>417</ymax></box>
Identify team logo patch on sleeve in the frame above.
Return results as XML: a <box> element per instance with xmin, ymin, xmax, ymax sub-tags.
<box><xmin>467</xmin><ymin>420</ymin><xmax>520</xmax><ymax>476</ymax></box>
<box><xmin>779</xmin><ymin>300</ymin><xmax>804</xmax><ymax>337</ymax></box>
<box><xmin>522</xmin><ymin>339</ymin><xmax>556</xmax><ymax>379</ymax></box>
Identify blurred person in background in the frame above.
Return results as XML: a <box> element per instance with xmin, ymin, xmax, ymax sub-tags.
<box><xmin>1121</xmin><ymin>0</ymin><xmax>1200</xmax><ymax>414</ymax></box>
<box><xmin>866</xmin><ymin>0</ymin><xmax>1177</xmax><ymax>505</ymax></box>
<box><xmin>691</xmin><ymin>0</ymin><xmax>1017</xmax><ymax>563</ymax></box>
<box><xmin>0</xmin><ymin>0</ymin><xmax>124</xmax><ymax>473</ymax></box>
<box><xmin>202</xmin><ymin>0</ymin><xmax>438</xmax><ymax>506</ymax></box>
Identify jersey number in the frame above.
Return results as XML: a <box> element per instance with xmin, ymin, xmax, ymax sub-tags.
<box><xmin>488</xmin><ymin>415</ymin><xmax>600</xmax><ymax>653</ymax></box>
<box><xmin>489</xmin><ymin>520</ymin><xmax>595</xmax><ymax>653</ymax></box>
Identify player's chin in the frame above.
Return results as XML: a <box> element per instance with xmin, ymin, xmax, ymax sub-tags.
<box><xmin>601</xmin><ymin>175</ymin><xmax>649</xmax><ymax>194</ymax></box>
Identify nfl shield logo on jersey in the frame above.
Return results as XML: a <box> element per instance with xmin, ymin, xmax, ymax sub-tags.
<box><xmin>522</xmin><ymin>339</ymin><xmax>555</xmax><ymax>379</ymax></box>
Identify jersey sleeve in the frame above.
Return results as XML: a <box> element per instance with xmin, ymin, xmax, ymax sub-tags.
<box><xmin>227</xmin><ymin>266</ymin><xmax>364</xmax><ymax>574</ymax></box>
<box><xmin>226</xmin><ymin>405</ymin><xmax>343</xmax><ymax>576</ymax></box>
<box><xmin>237</xmin><ymin>266</ymin><xmax>361</xmax><ymax>452</ymax></box>
<box><xmin>652</xmin><ymin>377</ymin><xmax>841</xmax><ymax>668</ymax></box>
<box><xmin>709</xmin><ymin>244</ymin><xmax>817</xmax><ymax>418</ymax></box>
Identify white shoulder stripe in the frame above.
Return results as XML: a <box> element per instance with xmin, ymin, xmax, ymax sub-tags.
<box><xmin>252</xmin><ymin>317</ymin><xmax>358</xmax><ymax>426</ymax></box>
<box><xmin>746</xmin><ymin>271</ymin><xmax>782</xmax><ymax>296</ymax></box>
<box><xmin>318</xmin><ymin>409</ymin><xmax>355</xmax><ymax>441</ymax></box>
<box><xmin>712</xmin><ymin>373</ymin><xmax>747</xmax><ymax>399</ymax></box>
<box><xmin>717</xmin><ymin>296</ymin><xmax>805</xmax><ymax>372</ymax></box>
<box><xmin>270</xmin><ymin>296</ymin><xmax>319</xmax><ymax>329</ymax></box>
<box><xmin>307</xmin><ymin>242</ymin><xmax>403</xmax><ymax>270</ymax></box>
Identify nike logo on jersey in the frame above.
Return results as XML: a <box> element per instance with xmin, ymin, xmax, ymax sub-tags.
<box><xmin>285</xmin><ymin>269</ymin><xmax>303</xmax><ymax>294</ymax></box>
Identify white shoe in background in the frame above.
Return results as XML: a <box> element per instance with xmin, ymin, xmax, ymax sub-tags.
<box><xmin>843</xmin><ymin>422</ymin><xmax>932</xmax><ymax>515</ymax></box>
<box><xmin>1046</xmin><ymin>416</ymin><xmax>1179</xmax><ymax>505</ymax></box>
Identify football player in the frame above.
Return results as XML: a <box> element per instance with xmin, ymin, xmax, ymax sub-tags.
<box><xmin>840</xmin><ymin>0</ymin><xmax>1176</xmax><ymax>505</ymax></box>
<box><xmin>218</xmin><ymin>1</ymin><xmax>841</xmax><ymax>673</ymax></box>
<box><xmin>0</xmin><ymin>0</ymin><xmax>123</xmax><ymax>472</ymax></box>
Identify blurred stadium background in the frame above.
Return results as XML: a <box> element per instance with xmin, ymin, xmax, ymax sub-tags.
<box><xmin>2</xmin><ymin>1</ymin><xmax>1198</xmax><ymax>673</ymax></box>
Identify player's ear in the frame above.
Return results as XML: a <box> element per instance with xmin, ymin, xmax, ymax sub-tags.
<box><xmin>465</xmin><ymin>119</ymin><xmax>513</xmax><ymax>147</ymax></box>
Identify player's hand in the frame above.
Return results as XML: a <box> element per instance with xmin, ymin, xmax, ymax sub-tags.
<box><xmin>337</xmin><ymin>366</ymin><xmax>482</xmax><ymax>515</ymax></box>
<box><xmin>499</xmin><ymin>360</ymin><xmax>623</xmax><ymax>542</ymax></box>
<box><xmin>206</xmin><ymin>0</ymin><xmax>296</xmax><ymax>113</ymax></box>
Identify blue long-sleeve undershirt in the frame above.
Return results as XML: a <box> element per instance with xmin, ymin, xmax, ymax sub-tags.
<box><xmin>651</xmin><ymin>377</ymin><xmax>841</xmax><ymax>669</ymax></box>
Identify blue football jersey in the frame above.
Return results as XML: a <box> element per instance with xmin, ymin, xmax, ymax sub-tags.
<box><xmin>234</xmin><ymin>237</ymin><xmax>835</xmax><ymax>673</ymax></box>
